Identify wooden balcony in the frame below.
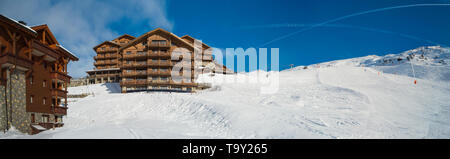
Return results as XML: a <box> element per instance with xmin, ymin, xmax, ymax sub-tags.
<box><xmin>122</xmin><ymin>63</ymin><xmax>147</xmax><ymax>68</ymax></box>
<box><xmin>147</xmin><ymin>70</ymin><xmax>171</xmax><ymax>76</ymax></box>
<box><xmin>50</xmin><ymin>71</ymin><xmax>71</xmax><ymax>82</ymax></box>
<box><xmin>147</xmin><ymin>60</ymin><xmax>173</xmax><ymax>67</ymax></box>
<box><xmin>97</xmin><ymin>48</ymin><xmax>117</xmax><ymax>53</ymax></box>
<box><xmin>148</xmin><ymin>51</ymin><xmax>171</xmax><ymax>57</ymax></box>
<box><xmin>147</xmin><ymin>80</ymin><xmax>198</xmax><ymax>86</ymax></box>
<box><xmin>122</xmin><ymin>71</ymin><xmax>147</xmax><ymax>77</ymax></box>
<box><xmin>148</xmin><ymin>43</ymin><xmax>171</xmax><ymax>48</ymax></box>
<box><xmin>103</xmin><ymin>60</ymin><xmax>118</xmax><ymax>65</ymax></box>
<box><xmin>54</xmin><ymin>106</ymin><xmax>67</xmax><ymax>115</ymax></box>
<box><xmin>123</xmin><ymin>53</ymin><xmax>147</xmax><ymax>59</ymax></box>
<box><xmin>0</xmin><ymin>53</ymin><xmax>32</xmax><ymax>70</ymax></box>
<box><xmin>120</xmin><ymin>80</ymin><xmax>148</xmax><ymax>86</ymax></box>
<box><xmin>51</xmin><ymin>88</ymin><xmax>67</xmax><ymax>97</ymax></box>
<box><xmin>94</xmin><ymin>61</ymin><xmax>105</xmax><ymax>66</ymax></box>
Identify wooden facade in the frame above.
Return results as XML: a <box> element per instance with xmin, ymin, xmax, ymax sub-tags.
<box><xmin>90</xmin><ymin>28</ymin><xmax>232</xmax><ymax>93</ymax></box>
<box><xmin>0</xmin><ymin>15</ymin><xmax>78</xmax><ymax>134</ymax></box>
<box><xmin>87</xmin><ymin>34</ymin><xmax>134</xmax><ymax>84</ymax></box>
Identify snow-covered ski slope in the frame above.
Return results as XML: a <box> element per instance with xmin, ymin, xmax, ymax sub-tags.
<box><xmin>1</xmin><ymin>46</ymin><xmax>449</xmax><ymax>139</ymax></box>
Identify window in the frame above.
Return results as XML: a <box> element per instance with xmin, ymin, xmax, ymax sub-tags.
<box><xmin>137</xmin><ymin>51</ymin><xmax>145</xmax><ymax>55</ymax></box>
<box><xmin>30</xmin><ymin>76</ymin><xmax>33</xmax><ymax>85</ymax></box>
<box><xmin>152</xmin><ymin>59</ymin><xmax>158</xmax><ymax>63</ymax></box>
<box><xmin>43</xmin><ymin>97</ymin><xmax>46</xmax><ymax>105</ymax></box>
<box><xmin>160</xmin><ymin>68</ymin><xmax>168</xmax><ymax>72</ymax></box>
<box><xmin>30</xmin><ymin>95</ymin><xmax>33</xmax><ymax>104</ymax></box>
<box><xmin>152</xmin><ymin>77</ymin><xmax>158</xmax><ymax>81</ymax></box>
<box><xmin>43</xmin><ymin>115</ymin><xmax>49</xmax><ymax>123</ymax></box>
<box><xmin>152</xmin><ymin>50</ymin><xmax>158</xmax><ymax>54</ymax></box>
<box><xmin>43</xmin><ymin>80</ymin><xmax>46</xmax><ymax>87</ymax></box>
<box><xmin>161</xmin><ymin>77</ymin><xmax>168</xmax><ymax>81</ymax></box>
<box><xmin>126</xmin><ymin>51</ymin><xmax>132</xmax><ymax>55</ymax></box>
<box><xmin>101</xmin><ymin>47</ymin><xmax>105</xmax><ymax>50</ymax></box>
<box><xmin>142</xmin><ymin>41</ymin><xmax>147</xmax><ymax>46</ymax></box>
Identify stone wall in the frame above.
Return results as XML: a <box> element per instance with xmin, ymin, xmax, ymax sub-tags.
<box><xmin>0</xmin><ymin>85</ymin><xmax>6</xmax><ymax>132</ymax></box>
<box><xmin>4</xmin><ymin>70</ymin><xmax>30</xmax><ymax>134</ymax></box>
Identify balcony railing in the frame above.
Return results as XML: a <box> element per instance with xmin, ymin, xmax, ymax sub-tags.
<box><xmin>120</xmin><ymin>80</ymin><xmax>148</xmax><ymax>85</ymax></box>
<box><xmin>54</xmin><ymin>106</ymin><xmax>67</xmax><ymax>115</ymax></box>
<box><xmin>147</xmin><ymin>80</ymin><xmax>198</xmax><ymax>86</ymax></box>
<box><xmin>97</xmin><ymin>48</ymin><xmax>117</xmax><ymax>52</ymax></box>
<box><xmin>122</xmin><ymin>63</ymin><xmax>147</xmax><ymax>68</ymax></box>
<box><xmin>51</xmin><ymin>88</ymin><xmax>67</xmax><ymax>97</ymax></box>
<box><xmin>123</xmin><ymin>53</ymin><xmax>148</xmax><ymax>59</ymax></box>
<box><xmin>148</xmin><ymin>42</ymin><xmax>171</xmax><ymax>48</ymax></box>
<box><xmin>147</xmin><ymin>60</ymin><xmax>172</xmax><ymax>67</ymax></box>
<box><xmin>50</xmin><ymin>71</ymin><xmax>71</xmax><ymax>82</ymax></box>
<box><xmin>147</xmin><ymin>70</ymin><xmax>171</xmax><ymax>76</ymax></box>
<box><xmin>122</xmin><ymin>71</ymin><xmax>147</xmax><ymax>77</ymax></box>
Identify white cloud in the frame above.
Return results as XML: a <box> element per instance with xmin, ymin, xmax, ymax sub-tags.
<box><xmin>0</xmin><ymin>0</ymin><xmax>173</xmax><ymax>78</ymax></box>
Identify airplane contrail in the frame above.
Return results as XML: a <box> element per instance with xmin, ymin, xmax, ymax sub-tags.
<box><xmin>243</xmin><ymin>23</ymin><xmax>445</xmax><ymax>46</ymax></box>
<box><xmin>258</xmin><ymin>3</ymin><xmax>450</xmax><ymax>47</ymax></box>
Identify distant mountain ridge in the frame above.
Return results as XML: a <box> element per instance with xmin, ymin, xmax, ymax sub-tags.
<box><xmin>290</xmin><ymin>46</ymin><xmax>450</xmax><ymax>81</ymax></box>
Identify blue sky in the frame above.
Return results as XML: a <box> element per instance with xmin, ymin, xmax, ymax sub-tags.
<box><xmin>1</xmin><ymin>0</ymin><xmax>450</xmax><ymax>77</ymax></box>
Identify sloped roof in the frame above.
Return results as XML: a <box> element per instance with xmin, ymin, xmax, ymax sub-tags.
<box><xmin>31</xmin><ymin>24</ymin><xmax>60</xmax><ymax>45</ymax></box>
<box><xmin>119</xmin><ymin>28</ymin><xmax>199</xmax><ymax>51</ymax></box>
<box><xmin>113</xmin><ymin>34</ymin><xmax>135</xmax><ymax>41</ymax></box>
<box><xmin>58</xmin><ymin>45</ymin><xmax>79</xmax><ymax>61</ymax></box>
<box><xmin>93</xmin><ymin>41</ymin><xmax>121</xmax><ymax>50</ymax></box>
<box><xmin>181</xmin><ymin>35</ymin><xmax>211</xmax><ymax>48</ymax></box>
<box><xmin>0</xmin><ymin>14</ymin><xmax>37</xmax><ymax>37</ymax></box>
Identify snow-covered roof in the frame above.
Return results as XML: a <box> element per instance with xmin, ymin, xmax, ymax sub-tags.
<box><xmin>57</xmin><ymin>44</ymin><xmax>79</xmax><ymax>60</ymax></box>
<box><xmin>0</xmin><ymin>14</ymin><xmax>37</xmax><ymax>35</ymax></box>
<box><xmin>31</xmin><ymin>124</ymin><xmax>47</xmax><ymax>131</ymax></box>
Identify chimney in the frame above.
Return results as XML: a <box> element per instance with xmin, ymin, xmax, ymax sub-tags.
<box><xmin>18</xmin><ymin>20</ymin><xmax>27</xmax><ymax>26</ymax></box>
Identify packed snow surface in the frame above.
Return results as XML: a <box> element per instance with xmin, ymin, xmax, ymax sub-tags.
<box><xmin>1</xmin><ymin>46</ymin><xmax>449</xmax><ymax>138</ymax></box>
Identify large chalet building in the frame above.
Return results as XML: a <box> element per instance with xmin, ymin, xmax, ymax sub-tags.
<box><xmin>89</xmin><ymin>28</ymin><xmax>233</xmax><ymax>93</ymax></box>
<box><xmin>0</xmin><ymin>15</ymin><xmax>78</xmax><ymax>134</ymax></box>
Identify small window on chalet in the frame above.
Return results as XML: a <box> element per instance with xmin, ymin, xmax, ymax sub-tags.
<box><xmin>30</xmin><ymin>76</ymin><xmax>33</xmax><ymax>85</ymax></box>
<box><xmin>101</xmin><ymin>47</ymin><xmax>105</xmax><ymax>50</ymax></box>
<box><xmin>43</xmin><ymin>97</ymin><xmax>47</xmax><ymax>105</ymax></box>
<box><xmin>43</xmin><ymin>80</ymin><xmax>47</xmax><ymax>87</ymax></box>
<box><xmin>30</xmin><ymin>95</ymin><xmax>34</xmax><ymax>104</ymax></box>
<box><xmin>142</xmin><ymin>41</ymin><xmax>147</xmax><ymax>46</ymax></box>
<box><xmin>126</xmin><ymin>51</ymin><xmax>132</xmax><ymax>55</ymax></box>
<box><xmin>120</xmin><ymin>41</ymin><xmax>125</xmax><ymax>44</ymax></box>
<box><xmin>43</xmin><ymin>115</ymin><xmax>49</xmax><ymax>123</ymax></box>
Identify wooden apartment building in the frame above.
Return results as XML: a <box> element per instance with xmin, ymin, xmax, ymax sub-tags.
<box><xmin>0</xmin><ymin>15</ymin><xmax>78</xmax><ymax>134</ymax></box>
<box><xmin>87</xmin><ymin>34</ymin><xmax>135</xmax><ymax>84</ymax></box>
<box><xmin>89</xmin><ymin>28</ymin><xmax>233</xmax><ymax>93</ymax></box>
